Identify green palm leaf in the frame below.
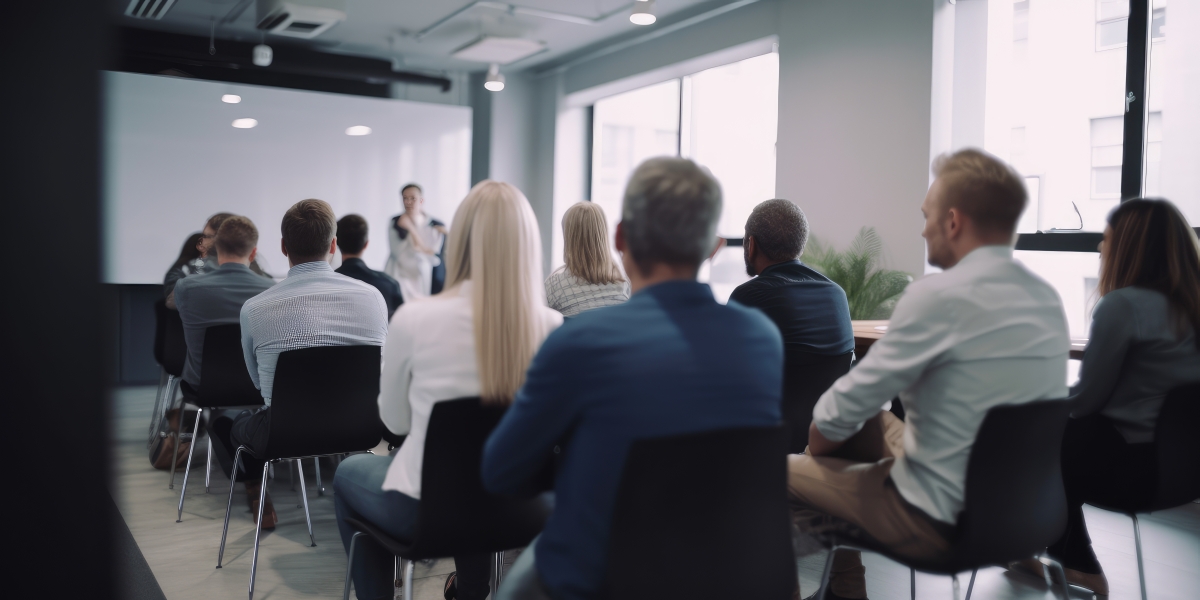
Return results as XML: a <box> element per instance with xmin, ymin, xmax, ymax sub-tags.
<box><xmin>804</xmin><ymin>227</ymin><xmax>913</xmax><ymax>320</ymax></box>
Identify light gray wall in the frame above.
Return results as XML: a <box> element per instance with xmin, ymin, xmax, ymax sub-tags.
<box><xmin>494</xmin><ymin>0</ymin><xmax>937</xmax><ymax>277</ymax></box>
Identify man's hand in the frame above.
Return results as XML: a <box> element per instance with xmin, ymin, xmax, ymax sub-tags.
<box><xmin>806</xmin><ymin>422</ymin><xmax>845</xmax><ymax>457</ymax></box>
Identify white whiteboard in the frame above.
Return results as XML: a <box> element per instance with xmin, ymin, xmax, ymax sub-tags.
<box><xmin>104</xmin><ymin>71</ymin><xmax>472</xmax><ymax>283</ymax></box>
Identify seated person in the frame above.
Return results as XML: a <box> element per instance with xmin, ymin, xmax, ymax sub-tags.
<box><xmin>165</xmin><ymin>212</ymin><xmax>231</xmax><ymax>307</ymax></box>
<box><xmin>484</xmin><ymin>158</ymin><xmax>784</xmax><ymax>600</ymax></box>
<box><xmin>335</xmin><ymin>214</ymin><xmax>404</xmax><ymax>319</ymax></box>
<box><xmin>730</xmin><ymin>199</ymin><xmax>855</xmax><ymax>452</ymax></box>
<box><xmin>545</xmin><ymin>202</ymin><xmax>629</xmax><ymax>317</ymax></box>
<box><xmin>173</xmin><ymin>216</ymin><xmax>275</xmax><ymax>392</ymax></box>
<box><xmin>162</xmin><ymin>231</ymin><xmax>205</xmax><ymax>304</ymax></box>
<box><xmin>789</xmin><ymin>149</ymin><xmax>1069</xmax><ymax>600</ymax></box>
<box><xmin>333</xmin><ymin>181</ymin><xmax>561</xmax><ymax>600</ymax></box>
<box><xmin>208</xmin><ymin>199</ymin><xmax>389</xmax><ymax>530</ymax></box>
<box><xmin>1027</xmin><ymin>198</ymin><xmax>1200</xmax><ymax>596</ymax></box>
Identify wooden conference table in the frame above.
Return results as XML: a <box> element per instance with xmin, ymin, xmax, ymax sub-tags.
<box><xmin>851</xmin><ymin>320</ymin><xmax>1088</xmax><ymax>360</ymax></box>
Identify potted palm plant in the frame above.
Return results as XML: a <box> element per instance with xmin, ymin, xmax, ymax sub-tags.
<box><xmin>804</xmin><ymin>227</ymin><xmax>913</xmax><ymax>319</ymax></box>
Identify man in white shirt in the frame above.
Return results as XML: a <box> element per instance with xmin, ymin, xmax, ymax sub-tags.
<box><xmin>790</xmin><ymin>149</ymin><xmax>1069</xmax><ymax>600</ymax></box>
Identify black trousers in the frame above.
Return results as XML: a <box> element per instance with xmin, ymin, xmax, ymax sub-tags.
<box><xmin>206</xmin><ymin>407</ymin><xmax>271</xmax><ymax>484</ymax></box>
<box><xmin>1046</xmin><ymin>415</ymin><xmax>1157</xmax><ymax>573</ymax></box>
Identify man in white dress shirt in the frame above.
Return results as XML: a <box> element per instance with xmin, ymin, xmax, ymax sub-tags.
<box><xmin>789</xmin><ymin>149</ymin><xmax>1069</xmax><ymax>600</ymax></box>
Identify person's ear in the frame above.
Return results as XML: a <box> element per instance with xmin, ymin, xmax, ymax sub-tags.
<box><xmin>945</xmin><ymin>208</ymin><xmax>962</xmax><ymax>241</ymax></box>
<box><xmin>362</xmin><ymin>239</ymin><xmax>369</xmax><ymax>251</ymax></box>
<box><xmin>248</xmin><ymin>247</ymin><xmax>257</xmax><ymax>263</ymax></box>
<box><xmin>281</xmin><ymin>239</ymin><xmax>289</xmax><ymax>257</ymax></box>
<box><xmin>329</xmin><ymin>238</ymin><xmax>338</xmax><ymax>256</ymax></box>
<box><xmin>745</xmin><ymin>236</ymin><xmax>756</xmax><ymax>260</ymax></box>
<box><xmin>615</xmin><ymin>221</ymin><xmax>627</xmax><ymax>253</ymax></box>
<box><xmin>708</xmin><ymin>236</ymin><xmax>726</xmax><ymax>262</ymax></box>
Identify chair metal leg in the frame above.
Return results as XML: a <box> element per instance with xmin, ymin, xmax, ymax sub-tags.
<box><xmin>952</xmin><ymin>573</ymin><xmax>960</xmax><ymax>600</ymax></box>
<box><xmin>217</xmin><ymin>446</ymin><xmax>245</xmax><ymax>568</ymax></box>
<box><xmin>394</xmin><ymin>555</ymin><xmax>402</xmax><ymax>597</ymax></box>
<box><xmin>176</xmin><ymin>407</ymin><xmax>204</xmax><ymax>522</ymax></box>
<box><xmin>964</xmin><ymin>568</ymin><xmax>977</xmax><ymax>600</ymax></box>
<box><xmin>205</xmin><ymin>435</ymin><xmax>213</xmax><ymax>493</ymax></box>
<box><xmin>248</xmin><ymin>461</ymin><xmax>270</xmax><ymax>600</ymax></box>
<box><xmin>402</xmin><ymin>559</ymin><xmax>414</xmax><ymax>600</ymax></box>
<box><xmin>315</xmin><ymin>457</ymin><xmax>325</xmax><ymax>495</ymax></box>
<box><xmin>168</xmin><ymin>406</ymin><xmax>184</xmax><ymax>489</ymax></box>
<box><xmin>344</xmin><ymin>531</ymin><xmax>364</xmax><ymax>600</ymax></box>
<box><xmin>297</xmin><ymin>458</ymin><xmax>316</xmax><ymax>546</ymax></box>
<box><xmin>289</xmin><ymin>459</ymin><xmax>296</xmax><ymax>491</ymax></box>
<box><xmin>1133</xmin><ymin>513</ymin><xmax>1148</xmax><ymax>600</ymax></box>
<box><xmin>491</xmin><ymin>550</ymin><xmax>505</xmax><ymax>598</ymax></box>
<box><xmin>816</xmin><ymin>548</ymin><xmax>836</xmax><ymax>600</ymax></box>
<box><xmin>910</xmin><ymin>567</ymin><xmax>916</xmax><ymax>600</ymax></box>
<box><xmin>1042</xmin><ymin>556</ymin><xmax>1072</xmax><ymax>600</ymax></box>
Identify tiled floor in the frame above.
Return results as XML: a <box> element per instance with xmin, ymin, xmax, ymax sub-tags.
<box><xmin>113</xmin><ymin>385</ymin><xmax>1200</xmax><ymax>599</ymax></box>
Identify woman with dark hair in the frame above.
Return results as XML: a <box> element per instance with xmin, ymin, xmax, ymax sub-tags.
<box><xmin>163</xmin><ymin>232</ymin><xmax>206</xmax><ymax>301</ymax></box>
<box><xmin>1017</xmin><ymin>198</ymin><xmax>1200</xmax><ymax>594</ymax></box>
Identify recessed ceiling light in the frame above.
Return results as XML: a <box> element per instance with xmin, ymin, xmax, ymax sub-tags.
<box><xmin>222</xmin><ymin>94</ymin><xmax>242</xmax><ymax>104</ymax></box>
<box><xmin>631</xmin><ymin>0</ymin><xmax>656</xmax><ymax>25</ymax></box>
<box><xmin>346</xmin><ymin>126</ymin><xmax>372</xmax><ymax>136</ymax></box>
<box><xmin>232</xmin><ymin>118</ymin><xmax>258</xmax><ymax>129</ymax></box>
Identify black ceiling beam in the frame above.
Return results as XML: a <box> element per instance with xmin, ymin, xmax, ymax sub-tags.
<box><xmin>115</xmin><ymin>27</ymin><xmax>451</xmax><ymax>97</ymax></box>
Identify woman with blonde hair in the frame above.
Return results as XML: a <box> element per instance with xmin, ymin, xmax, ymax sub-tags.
<box><xmin>1022</xmin><ymin>198</ymin><xmax>1200</xmax><ymax>595</ymax></box>
<box><xmin>333</xmin><ymin>180</ymin><xmax>562</xmax><ymax>600</ymax></box>
<box><xmin>545</xmin><ymin>201</ymin><xmax>629</xmax><ymax>317</ymax></box>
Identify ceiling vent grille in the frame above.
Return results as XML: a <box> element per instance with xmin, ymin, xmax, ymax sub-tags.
<box><xmin>125</xmin><ymin>0</ymin><xmax>178</xmax><ymax>20</ymax></box>
<box><xmin>255</xmin><ymin>0</ymin><xmax>347</xmax><ymax>39</ymax></box>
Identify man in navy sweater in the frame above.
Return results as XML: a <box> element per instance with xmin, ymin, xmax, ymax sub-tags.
<box><xmin>483</xmin><ymin>158</ymin><xmax>784</xmax><ymax>600</ymax></box>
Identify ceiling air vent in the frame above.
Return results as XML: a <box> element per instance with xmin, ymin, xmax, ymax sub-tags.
<box><xmin>125</xmin><ymin>0</ymin><xmax>178</xmax><ymax>20</ymax></box>
<box><xmin>255</xmin><ymin>0</ymin><xmax>347</xmax><ymax>40</ymax></box>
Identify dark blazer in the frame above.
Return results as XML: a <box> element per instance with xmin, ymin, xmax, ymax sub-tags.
<box><xmin>336</xmin><ymin>257</ymin><xmax>404</xmax><ymax>319</ymax></box>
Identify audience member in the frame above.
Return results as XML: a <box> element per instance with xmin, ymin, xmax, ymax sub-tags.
<box><xmin>173</xmin><ymin>216</ymin><xmax>275</xmax><ymax>391</ymax></box>
<box><xmin>335</xmin><ymin>214</ymin><xmax>404</xmax><ymax>319</ymax></box>
<box><xmin>1021</xmin><ymin>198</ymin><xmax>1200</xmax><ymax>595</ymax></box>
<box><xmin>729</xmin><ymin>199</ymin><xmax>854</xmax><ymax>451</ymax></box>
<box><xmin>386</xmin><ymin>183</ymin><xmax>447</xmax><ymax>301</ymax></box>
<box><xmin>334</xmin><ymin>181</ymin><xmax>561</xmax><ymax>600</ymax></box>
<box><xmin>788</xmin><ymin>149</ymin><xmax>1069</xmax><ymax>600</ymax></box>
<box><xmin>207</xmin><ymin>199</ymin><xmax>389</xmax><ymax>531</ymax></box>
<box><xmin>162</xmin><ymin>231</ymin><xmax>205</xmax><ymax>301</ymax></box>
<box><xmin>484</xmin><ymin>158</ymin><xmax>784</xmax><ymax>600</ymax></box>
<box><xmin>165</xmin><ymin>212</ymin><xmax>231</xmax><ymax>307</ymax></box>
<box><xmin>545</xmin><ymin>202</ymin><xmax>630</xmax><ymax>317</ymax></box>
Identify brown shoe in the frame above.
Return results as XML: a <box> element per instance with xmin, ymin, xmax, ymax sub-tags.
<box><xmin>245</xmin><ymin>483</ymin><xmax>278</xmax><ymax>530</ymax></box>
<box><xmin>1060</xmin><ymin>567</ymin><xmax>1109</xmax><ymax>596</ymax></box>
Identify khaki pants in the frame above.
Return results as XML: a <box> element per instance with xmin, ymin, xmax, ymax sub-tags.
<box><xmin>788</xmin><ymin>412</ymin><xmax>951</xmax><ymax>598</ymax></box>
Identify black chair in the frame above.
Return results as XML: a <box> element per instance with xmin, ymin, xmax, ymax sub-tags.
<box><xmin>174</xmin><ymin>324</ymin><xmax>264</xmax><ymax>521</ymax></box>
<box><xmin>342</xmin><ymin>397</ymin><xmax>551</xmax><ymax>600</ymax></box>
<box><xmin>1087</xmin><ymin>383</ymin><xmax>1200</xmax><ymax>600</ymax></box>
<box><xmin>604</xmin><ymin>426</ymin><xmax>795</xmax><ymax>600</ymax></box>
<box><xmin>812</xmin><ymin>400</ymin><xmax>1074</xmax><ymax>600</ymax></box>
<box><xmin>216</xmin><ymin>344</ymin><xmax>386</xmax><ymax>600</ymax></box>
<box><xmin>783</xmin><ymin>351</ymin><xmax>854</xmax><ymax>453</ymax></box>
<box><xmin>149</xmin><ymin>299</ymin><xmax>187</xmax><ymax>452</ymax></box>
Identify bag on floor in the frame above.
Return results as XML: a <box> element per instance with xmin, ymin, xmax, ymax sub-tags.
<box><xmin>149</xmin><ymin>407</ymin><xmax>196</xmax><ymax>470</ymax></box>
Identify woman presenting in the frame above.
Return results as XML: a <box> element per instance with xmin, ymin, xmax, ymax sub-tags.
<box><xmin>385</xmin><ymin>183</ymin><xmax>446</xmax><ymax>300</ymax></box>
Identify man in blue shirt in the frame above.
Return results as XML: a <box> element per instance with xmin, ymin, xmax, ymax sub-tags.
<box><xmin>484</xmin><ymin>158</ymin><xmax>784</xmax><ymax>600</ymax></box>
<box><xmin>729</xmin><ymin>199</ymin><xmax>854</xmax><ymax>452</ymax></box>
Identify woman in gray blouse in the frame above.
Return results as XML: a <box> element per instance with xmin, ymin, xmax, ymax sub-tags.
<box><xmin>1037</xmin><ymin>199</ymin><xmax>1200</xmax><ymax>595</ymax></box>
<box><xmin>545</xmin><ymin>202</ymin><xmax>630</xmax><ymax>317</ymax></box>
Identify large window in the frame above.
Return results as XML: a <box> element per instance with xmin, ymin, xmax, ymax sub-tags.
<box><xmin>590</xmin><ymin>51</ymin><xmax>779</xmax><ymax>302</ymax></box>
<box><xmin>949</xmin><ymin>0</ymin><xmax>1197</xmax><ymax>338</ymax></box>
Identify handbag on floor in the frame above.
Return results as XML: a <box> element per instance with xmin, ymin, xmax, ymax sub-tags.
<box><xmin>149</xmin><ymin>407</ymin><xmax>196</xmax><ymax>470</ymax></box>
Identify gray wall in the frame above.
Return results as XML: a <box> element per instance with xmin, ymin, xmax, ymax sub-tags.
<box><xmin>497</xmin><ymin>0</ymin><xmax>939</xmax><ymax>277</ymax></box>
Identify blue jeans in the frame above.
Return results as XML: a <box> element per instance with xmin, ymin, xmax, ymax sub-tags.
<box><xmin>334</xmin><ymin>454</ymin><xmax>492</xmax><ymax>600</ymax></box>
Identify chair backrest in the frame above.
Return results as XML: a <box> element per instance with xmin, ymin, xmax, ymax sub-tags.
<box><xmin>1152</xmin><ymin>382</ymin><xmax>1200</xmax><ymax>509</ymax></box>
<box><xmin>782</xmin><ymin>351</ymin><xmax>853</xmax><ymax>453</ymax></box>
<box><xmin>154</xmin><ymin>299</ymin><xmax>186</xmax><ymax>377</ymax></box>
<box><xmin>410</xmin><ymin>397</ymin><xmax>550</xmax><ymax>558</ymax></box>
<box><xmin>955</xmin><ymin>399</ymin><xmax>1072</xmax><ymax>567</ymax></box>
<box><xmin>196</xmin><ymin>324</ymin><xmax>263</xmax><ymax>408</ymax></box>
<box><xmin>604</xmin><ymin>426</ymin><xmax>794</xmax><ymax>600</ymax></box>
<box><xmin>263</xmin><ymin>345</ymin><xmax>384</xmax><ymax>459</ymax></box>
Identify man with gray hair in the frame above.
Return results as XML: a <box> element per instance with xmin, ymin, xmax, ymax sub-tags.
<box><xmin>484</xmin><ymin>157</ymin><xmax>785</xmax><ymax>600</ymax></box>
<box><xmin>730</xmin><ymin>199</ymin><xmax>854</xmax><ymax>454</ymax></box>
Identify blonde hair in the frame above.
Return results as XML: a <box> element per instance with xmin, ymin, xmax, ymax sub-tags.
<box><xmin>444</xmin><ymin>180</ymin><xmax>550</xmax><ymax>404</ymax></box>
<box><xmin>561</xmin><ymin>202</ymin><xmax>625</xmax><ymax>285</ymax></box>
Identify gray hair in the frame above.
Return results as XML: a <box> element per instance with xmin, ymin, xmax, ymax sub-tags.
<box><xmin>745</xmin><ymin>199</ymin><xmax>809</xmax><ymax>262</ymax></box>
<box><xmin>621</xmin><ymin>157</ymin><xmax>722</xmax><ymax>274</ymax></box>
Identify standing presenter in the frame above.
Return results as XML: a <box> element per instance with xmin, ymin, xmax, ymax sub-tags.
<box><xmin>386</xmin><ymin>183</ymin><xmax>447</xmax><ymax>300</ymax></box>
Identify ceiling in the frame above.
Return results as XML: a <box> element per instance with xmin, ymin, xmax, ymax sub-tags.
<box><xmin>112</xmin><ymin>0</ymin><xmax>722</xmax><ymax>75</ymax></box>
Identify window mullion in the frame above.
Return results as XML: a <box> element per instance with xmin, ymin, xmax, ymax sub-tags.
<box><xmin>1120</xmin><ymin>0</ymin><xmax>1152</xmax><ymax>201</ymax></box>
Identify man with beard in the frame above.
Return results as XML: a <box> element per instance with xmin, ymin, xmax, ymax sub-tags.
<box><xmin>728</xmin><ymin>199</ymin><xmax>855</xmax><ymax>452</ymax></box>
